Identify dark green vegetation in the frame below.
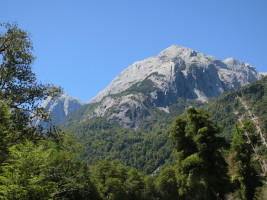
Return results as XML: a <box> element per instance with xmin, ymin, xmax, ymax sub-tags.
<box><xmin>62</xmin><ymin>76</ymin><xmax>267</xmax><ymax>176</ymax></box>
<box><xmin>0</xmin><ymin>23</ymin><xmax>266</xmax><ymax>199</ymax></box>
<box><xmin>169</xmin><ymin>107</ymin><xmax>230</xmax><ymax>200</ymax></box>
<box><xmin>63</xmin><ymin>98</ymin><xmax>204</xmax><ymax>174</ymax></box>
<box><xmin>206</xmin><ymin>75</ymin><xmax>267</xmax><ymax>141</ymax></box>
<box><xmin>230</xmin><ymin>122</ymin><xmax>263</xmax><ymax>200</ymax></box>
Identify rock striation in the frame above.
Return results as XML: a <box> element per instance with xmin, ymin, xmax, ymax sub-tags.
<box><xmin>80</xmin><ymin>45</ymin><xmax>263</xmax><ymax>128</ymax></box>
<box><xmin>41</xmin><ymin>45</ymin><xmax>266</xmax><ymax>129</ymax></box>
<box><xmin>90</xmin><ymin>45</ymin><xmax>262</xmax><ymax>104</ymax></box>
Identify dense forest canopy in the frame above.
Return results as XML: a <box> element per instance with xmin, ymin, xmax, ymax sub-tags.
<box><xmin>0</xmin><ymin>23</ymin><xmax>266</xmax><ymax>200</ymax></box>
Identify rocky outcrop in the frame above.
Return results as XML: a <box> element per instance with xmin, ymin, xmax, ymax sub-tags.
<box><xmin>34</xmin><ymin>93</ymin><xmax>84</xmax><ymax>126</ymax></box>
<box><xmin>90</xmin><ymin>45</ymin><xmax>262</xmax><ymax>105</ymax></box>
<box><xmin>46</xmin><ymin>45</ymin><xmax>265</xmax><ymax>129</ymax></box>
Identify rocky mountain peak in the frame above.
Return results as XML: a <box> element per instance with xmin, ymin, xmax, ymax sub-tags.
<box><xmin>81</xmin><ymin>45</ymin><xmax>265</xmax><ymax>128</ymax></box>
<box><xmin>89</xmin><ymin>45</ymin><xmax>261</xmax><ymax>104</ymax></box>
<box><xmin>42</xmin><ymin>93</ymin><xmax>84</xmax><ymax>115</ymax></box>
<box><xmin>158</xmin><ymin>45</ymin><xmax>198</xmax><ymax>59</ymax></box>
<box><xmin>43</xmin><ymin>45</ymin><xmax>265</xmax><ymax>129</ymax></box>
<box><xmin>34</xmin><ymin>93</ymin><xmax>84</xmax><ymax>126</ymax></box>
<box><xmin>223</xmin><ymin>57</ymin><xmax>257</xmax><ymax>73</ymax></box>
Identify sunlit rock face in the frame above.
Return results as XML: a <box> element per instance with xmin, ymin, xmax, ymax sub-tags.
<box><xmin>34</xmin><ymin>93</ymin><xmax>84</xmax><ymax>126</ymax></box>
<box><xmin>39</xmin><ymin>45</ymin><xmax>264</xmax><ymax>129</ymax></box>
<box><xmin>81</xmin><ymin>45</ymin><xmax>262</xmax><ymax>128</ymax></box>
<box><xmin>90</xmin><ymin>45</ymin><xmax>262</xmax><ymax>104</ymax></box>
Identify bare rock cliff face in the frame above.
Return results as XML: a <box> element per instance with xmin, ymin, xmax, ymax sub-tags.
<box><xmin>41</xmin><ymin>45</ymin><xmax>265</xmax><ymax>129</ymax></box>
<box><xmin>82</xmin><ymin>45</ymin><xmax>263</xmax><ymax>128</ymax></box>
<box><xmin>90</xmin><ymin>45</ymin><xmax>261</xmax><ymax>104</ymax></box>
<box><xmin>35</xmin><ymin>93</ymin><xmax>84</xmax><ymax>126</ymax></box>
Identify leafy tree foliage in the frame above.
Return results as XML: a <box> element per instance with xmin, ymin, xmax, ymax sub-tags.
<box><xmin>1</xmin><ymin>22</ymin><xmax>266</xmax><ymax>200</ymax></box>
<box><xmin>230</xmin><ymin>122</ymin><xmax>263</xmax><ymax>200</ymax></box>
<box><xmin>0</xmin><ymin>23</ymin><xmax>61</xmax><ymax>140</ymax></box>
<box><xmin>205</xmin><ymin>76</ymin><xmax>267</xmax><ymax>141</ymax></box>
<box><xmin>169</xmin><ymin>107</ymin><xmax>230</xmax><ymax>200</ymax></box>
<box><xmin>90</xmin><ymin>160</ymin><xmax>130</xmax><ymax>200</ymax></box>
<box><xmin>0</xmin><ymin>134</ymin><xmax>99</xmax><ymax>200</ymax></box>
<box><xmin>68</xmin><ymin>117</ymin><xmax>173</xmax><ymax>174</ymax></box>
<box><xmin>0</xmin><ymin>101</ymin><xmax>15</xmax><ymax>164</ymax></box>
<box><xmin>0</xmin><ymin>141</ymin><xmax>56</xmax><ymax>199</ymax></box>
<box><xmin>155</xmin><ymin>167</ymin><xmax>178</xmax><ymax>200</ymax></box>
<box><xmin>90</xmin><ymin>160</ymin><xmax>160</xmax><ymax>200</ymax></box>
<box><xmin>125</xmin><ymin>168</ymin><xmax>145</xmax><ymax>200</ymax></box>
<box><xmin>45</xmin><ymin>133</ymin><xmax>99</xmax><ymax>200</ymax></box>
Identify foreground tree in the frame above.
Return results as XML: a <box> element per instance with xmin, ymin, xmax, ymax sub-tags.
<box><xmin>0</xmin><ymin>134</ymin><xmax>100</xmax><ymax>200</ymax></box>
<box><xmin>0</xmin><ymin>23</ymin><xmax>61</xmax><ymax>141</ymax></box>
<box><xmin>0</xmin><ymin>23</ymin><xmax>102</xmax><ymax>199</ymax></box>
<box><xmin>0</xmin><ymin>141</ymin><xmax>56</xmax><ymax>200</ymax></box>
<box><xmin>169</xmin><ymin>107</ymin><xmax>230</xmax><ymax>200</ymax></box>
<box><xmin>0</xmin><ymin>101</ymin><xmax>14</xmax><ymax>164</ymax></box>
<box><xmin>155</xmin><ymin>167</ymin><xmax>178</xmax><ymax>200</ymax></box>
<box><xmin>125</xmin><ymin>168</ymin><xmax>145</xmax><ymax>200</ymax></box>
<box><xmin>90</xmin><ymin>160</ymin><xmax>128</xmax><ymax>200</ymax></box>
<box><xmin>230</xmin><ymin>122</ymin><xmax>263</xmax><ymax>200</ymax></box>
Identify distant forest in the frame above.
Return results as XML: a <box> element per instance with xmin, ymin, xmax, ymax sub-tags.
<box><xmin>0</xmin><ymin>23</ymin><xmax>266</xmax><ymax>200</ymax></box>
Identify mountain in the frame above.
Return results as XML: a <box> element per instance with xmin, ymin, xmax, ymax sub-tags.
<box><xmin>64</xmin><ymin>45</ymin><xmax>263</xmax><ymax>129</ymax></box>
<box><xmin>63</xmin><ymin>72</ymin><xmax>267</xmax><ymax>174</ymax></box>
<box><xmin>90</xmin><ymin>46</ymin><xmax>261</xmax><ymax>103</ymax></box>
<box><xmin>206</xmin><ymin>75</ymin><xmax>267</xmax><ymax>141</ymax></box>
<box><xmin>34</xmin><ymin>93</ymin><xmax>84</xmax><ymax>126</ymax></box>
<box><xmin>40</xmin><ymin>45</ymin><xmax>266</xmax><ymax>173</ymax></box>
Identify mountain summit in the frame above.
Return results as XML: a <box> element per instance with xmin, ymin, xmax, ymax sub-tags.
<box><xmin>34</xmin><ymin>93</ymin><xmax>84</xmax><ymax>126</ymax></box>
<box><xmin>59</xmin><ymin>45</ymin><xmax>262</xmax><ymax>128</ymax></box>
<box><xmin>42</xmin><ymin>45</ymin><xmax>264</xmax><ymax>128</ymax></box>
<box><xmin>90</xmin><ymin>45</ymin><xmax>262</xmax><ymax>104</ymax></box>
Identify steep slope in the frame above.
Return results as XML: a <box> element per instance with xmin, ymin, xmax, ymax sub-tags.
<box><xmin>66</xmin><ymin>76</ymin><xmax>267</xmax><ymax>174</ymax></box>
<box><xmin>65</xmin><ymin>99</ymin><xmax>204</xmax><ymax>174</ymax></box>
<box><xmin>90</xmin><ymin>45</ymin><xmax>262</xmax><ymax>104</ymax></box>
<box><xmin>35</xmin><ymin>93</ymin><xmax>84</xmax><ymax>126</ymax></box>
<box><xmin>56</xmin><ymin>45</ymin><xmax>266</xmax><ymax>173</ymax></box>
<box><xmin>66</xmin><ymin>45</ymin><xmax>263</xmax><ymax>129</ymax></box>
<box><xmin>206</xmin><ymin>75</ymin><xmax>267</xmax><ymax>141</ymax></box>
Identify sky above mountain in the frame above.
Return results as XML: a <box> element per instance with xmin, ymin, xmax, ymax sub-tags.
<box><xmin>1</xmin><ymin>0</ymin><xmax>266</xmax><ymax>102</ymax></box>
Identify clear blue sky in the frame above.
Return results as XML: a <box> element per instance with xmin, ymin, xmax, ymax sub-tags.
<box><xmin>1</xmin><ymin>0</ymin><xmax>266</xmax><ymax>102</ymax></box>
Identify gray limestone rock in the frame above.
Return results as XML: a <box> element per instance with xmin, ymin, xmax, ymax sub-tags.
<box><xmin>41</xmin><ymin>45</ymin><xmax>265</xmax><ymax>129</ymax></box>
<box><xmin>85</xmin><ymin>45</ymin><xmax>264</xmax><ymax>128</ymax></box>
<box><xmin>34</xmin><ymin>93</ymin><xmax>84</xmax><ymax>126</ymax></box>
<box><xmin>90</xmin><ymin>45</ymin><xmax>262</xmax><ymax>104</ymax></box>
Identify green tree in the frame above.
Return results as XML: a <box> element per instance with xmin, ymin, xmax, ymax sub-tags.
<box><xmin>0</xmin><ymin>141</ymin><xmax>56</xmax><ymax>200</ymax></box>
<box><xmin>0</xmin><ymin>23</ymin><xmax>61</xmax><ymax>141</ymax></box>
<box><xmin>141</xmin><ymin>175</ymin><xmax>160</xmax><ymax>200</ymax></box>
<box><xmin>46</xmin><ymin>133</ymin><xmax>99</xmax><ymax>200</ymax></box>
<box><xmin>90</xmin><ymin>160</ymin><xmax>128</xmax><ymax>200</ymax></box>
<box><xmin>169</xmin><ymin>107</ymin><xmax>230</xmax><ymax>200</ymax></box>
<box><xmin>0</xmin><ymin>101</ymin><xmax>14</xmax><ymax>164</ymax></box>
<box><xmin>0</xmin><ymin>134</ymin><xmax>100</xmax><ymax>200</ymax></box>
<box><xmin>230</xmin><ymin>122</ymin><xmax>263</xmax><ymax>200</ymax></box>
<box><xmin>125</xmin><ymin>168</ymin><xmax>145</xmax><ymax>200</ymax></box>
<box><xmin>156</xmin><ymin>167</ymin><xmax>178</xmax><ymax>200</ymax></box>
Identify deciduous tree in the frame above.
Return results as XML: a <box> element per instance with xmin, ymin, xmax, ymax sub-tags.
<box><xmin>169</xmin><ymin>107</ymin><xmax>230</xmax><ymax>200</ymax></box>
<box><xmin>0</xmin><ymin>23</ymin><xmax>61</xmax><ymax>140</ymax></box>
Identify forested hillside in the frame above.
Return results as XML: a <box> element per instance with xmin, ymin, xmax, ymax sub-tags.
<box><xmin>0</xmin><ymin>23</ymin><xmax>266</xmax><ymax>199</ymax></box>
<box><xmin>63</xmin><ymin>77</ymin><xmax>267</xmax><ymax>175</ymax></box>
<box><xmin>64</xmin><ymin>98</ymin><xmax>204</xmax><ymax>173</ymax></box>
<box><xmin>206</xmin><ymin>75</ymin><xmax>267</xmax><ymax>141</ymax></box>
